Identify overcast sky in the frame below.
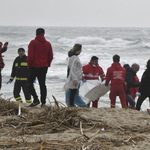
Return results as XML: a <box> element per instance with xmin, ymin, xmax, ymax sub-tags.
<box><xmin>1</xmin><ymin>0</ymin><xmax>150</xmax><ymax>27</ymax></box>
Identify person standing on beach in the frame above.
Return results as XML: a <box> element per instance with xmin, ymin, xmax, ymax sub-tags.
<box><xmin>7</xmin><ymin>48</ymin><xmax>31</xmax><ymax>103</ymax></box>
<box><xmin>123</xmin><ymin>64</ymin><xmax>140</xmax><ymax>108</ymax></box>
<box><xmin>105</xmin><ymin>54</ymin><xmax>126</xmax><ymax>108</ymax></box>
<box><xmin>0</xmin><ymin>41</ymin><xmax>8</xmax><ymax>90</ymax></box>
<box><xmin>129</xmin><ymin>63</ymin><xmax>140</xmax><ymax>100</ymax></box>
<box><xmin>63</xmin><ymin>44</ymin><xmax>83</xmax><ymax>107</ymax></box>
<box><xmin>65</xmin><ymin>49</ymin><xmax>88</xmax><ymax>107</ymax></box>
<box><xmin>82</xmin><ymin>56</ymin><xmax>106</xmax><ymax>108</ymax></box>
<box><xmin>27</xmin><ymin>28</ymin><xmax>53</xmax><ymax>107</ymax></box>
<box><xmin>136</xmin><ymin>59</ymin><xmax>150</xmax><ymax>111</ymax></box>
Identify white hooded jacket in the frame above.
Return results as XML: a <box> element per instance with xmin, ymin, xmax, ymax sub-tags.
<box><xmin>63</xmin><ymin>55</ymin><xmax>82</xmax><ymax>91</ymax></box>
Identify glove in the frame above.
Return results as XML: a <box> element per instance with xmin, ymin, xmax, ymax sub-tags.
<box><xmin>4</xmin><ymin>42</ymin><xmax>8</xmax><ymax>45</ymax></box>
<box><xmin>136</xmin><ymin>92</ymin><xmax>141</xmax><ymax>97</ymax></box>
<box><xmin>7</xmin><ymin>80</ymin><xmax>12</xmax><ymax>84</ymax></box>
<box><xmin>99</xmin><ymin>81</ymin><xmax>103</xmax><ymax>85</ymax></box>
<box><xmin>82</xmin><ymin>79</ymin><xmax>86</xmax><ymax>82</ymax></box>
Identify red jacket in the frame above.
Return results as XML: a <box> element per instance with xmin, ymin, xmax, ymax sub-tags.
<box><xmin>27</xmin><ymin>34</ymin><xmax>53</xmax><ymax>67</ymax></box>
<box><xmin>106</xmin><ymin>62</ymin><xmax>126</xmax><ymax>86</ymax></box>
<box><xmin>82</xmin><ymin>61</ymin><xmax>106</xmax><ymax>81</ymax></box>
<box><xmin>129</xmin><ymin>75</ymin><xmax>139</xmax><ymax>99</ymax></box>
<box><xmin>0</xmin><ymin>44</ymin><xmax>7</xmax><ymax>68</ymax></box>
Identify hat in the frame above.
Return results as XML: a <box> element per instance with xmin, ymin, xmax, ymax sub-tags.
<box><xmin>0</xmin><ymin>42</ymin><xmax>3</xmax><ymax>46</ymax></box>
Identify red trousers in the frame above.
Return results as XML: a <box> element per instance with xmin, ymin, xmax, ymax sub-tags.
<box><xmin>109</xmin><ymin>85</ymin><xmax>126</xmax><ymax>108</ymax></box>
<box><xmin>87</xmin><ymin>100</ymin><xmax>98</xmax><ymax>108</ymax></box>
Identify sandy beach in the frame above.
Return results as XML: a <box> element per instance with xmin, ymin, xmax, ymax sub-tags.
<box><xmin>0</xmin><ymin>98</ymin><xmax>150</xmax><ymax>150</ymax></box>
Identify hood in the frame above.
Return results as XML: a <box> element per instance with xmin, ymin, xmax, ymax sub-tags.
<box><xmin>124</xmin><ymin>65</ymin><xmax>136</xmax><ymax>76</ymax></box>
<box><xmin>35</xmin><ymin>34</ymin><xmax>46</xmax><ymax>43</ymax></box>
<box><xmin>68</xmin><ymin>49</ymin><xmax>78</xmax><ymax>57</ymax></box>
<box><xmin>111</xmin><ymin>62</ymin><xmax>122</xmax><ymax>69</ymax></box>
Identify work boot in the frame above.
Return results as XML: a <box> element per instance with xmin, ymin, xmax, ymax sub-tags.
<box><xmin>29</xmin><ymin>98</ymin><xmax>40</xmax><ymax>107</ymax></box>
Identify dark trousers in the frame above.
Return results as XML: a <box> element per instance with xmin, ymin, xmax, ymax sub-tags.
<box><xmin>69</xmin><ymin>89</ymin><xmax>77</xmax><ymax>107</ymax></box>
<box><xmin>136</xmin><ymin>95</ymin><xmax>150</xmax><ymax>111</ymax></box>
<box><xmin>13</xmin><ymin>81</ymin><xmax>31</xmax><ymax>103</ymax></box>
<box><xmin>27</xmin><ymin>67</ymin><xmax>48</xmax><ymax>104</ymax></box>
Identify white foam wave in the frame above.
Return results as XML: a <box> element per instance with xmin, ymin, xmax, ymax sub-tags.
<box><xmin>57</xmin><ymin>36</ymin><xmax>137</xmax><ymax>47</ymax></box>
<box><xmin>142</xmin><ymin>42</ymin><xmax>150</xmax><ymax>48</ymax></box>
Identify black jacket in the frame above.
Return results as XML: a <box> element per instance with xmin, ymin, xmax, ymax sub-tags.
<box><xmin>139</xmin><ymin>68</ymin><xmax>150</xmax><ymax>96</ymax></box>
<box><xmin>124</xmin><ymin>65</ymin><xmax>140</xmax><ymax>94</ymax></box>
<box><xmin>10</xmin><ymin>55</ymin><xmax>28</xmax><ymax>81</ymax></box>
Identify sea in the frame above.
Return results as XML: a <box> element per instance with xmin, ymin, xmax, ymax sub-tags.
<box><xmin>0</xmin><ymin>26</ymin><xmax>150</xmax><ymax>110</ymax></box>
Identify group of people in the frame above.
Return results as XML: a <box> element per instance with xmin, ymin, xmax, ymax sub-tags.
<box><xmin>63</xmin><ymin>44</ymin><xmax>150</xmax><ymax>111</ymax></box>
<box><xmin>0</xmin><ymin>28</ymin><xmax>149</xmax><ymax>111</ymax></box>
<box><xmin>1</xmin><ymin>28</ymin><xmax>53</xmax><ymax>107</ymax></box>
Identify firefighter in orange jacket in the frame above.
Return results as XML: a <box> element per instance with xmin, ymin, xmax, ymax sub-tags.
<box><xmin>82</xmin><ymin>56</ymin><xmax>106</xmax><ymax>108</ymax></box>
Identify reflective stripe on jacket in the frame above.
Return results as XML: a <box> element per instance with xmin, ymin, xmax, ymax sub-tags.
<box><xmin>82</xmin><ymin>61</ymin><xmax>106</xmax><ymax>81</ymax></box>
<box><xmin>10</xmin><ymin>55</ymin><xmax>28</xmax><ymax>81</ymax></box>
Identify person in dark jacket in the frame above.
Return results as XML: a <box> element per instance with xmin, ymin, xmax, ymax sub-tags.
<box><xmin>7</xmin><ymin>48</ymin><xmax>31</xmax><ymax>103</ymax></box>
<box><xmin>0</xmin><ymin>41</ymin><xmax>8</xmax><ymax>90</ymax></box>
<box><xmin>124</xmin><ymin>64</ymin><xmax>140</xmax><ymax>108</ymax></box>
<box><xmin>136</xmin><ymin>59</ymin><xmax>150</xmax><ymax>111</ymax></box>
<box><xmin>130</xmin><ymin>63</ymin><xmax>140</xmax><ymax>100</ymax></box>
<box><xmin>27</xmin><ymin>28</ymin><xmax>53</xmax><ymax>107</ymax></box>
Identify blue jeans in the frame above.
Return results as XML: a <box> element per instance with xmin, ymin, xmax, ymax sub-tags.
<box><xmin>65</xmin><ymin>84</ymin><xmax>88</xmax><ymax>107</ymax></box>
<box><xmin>126</xmin><ymin>94</ymin><xmax>135</xmax><ymax>108</ymax></box>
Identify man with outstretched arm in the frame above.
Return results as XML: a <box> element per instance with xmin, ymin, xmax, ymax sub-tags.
<box><xmin>0</xmin><ymin>41</ymin><xmax>8</xmax><ymax>90</ymax></box>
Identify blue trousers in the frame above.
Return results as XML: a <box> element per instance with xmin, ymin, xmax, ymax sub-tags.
<box><xmin>65</xmin><ymin>84</ymin><xmax>88</xmax><ymax>107</ymax></box>
<box><xmin>126</xmin><ymin>94</ymin><xmax>135</xmax><ymax>108</ymax></box>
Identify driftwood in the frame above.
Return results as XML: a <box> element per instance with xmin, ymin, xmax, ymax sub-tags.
<box><xmin>0</xmin><ymin>97</ymin><xmax>149</xmax><ymax>149</ymax></box>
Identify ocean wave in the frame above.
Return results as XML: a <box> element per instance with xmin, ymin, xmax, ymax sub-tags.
<box><xmin>142</xmin><ymin>42</ymin><xmax>150</xmax><ymax>48</ymax></box>
<box><xmin>57</xmin><ymin>36</ymin><xmax>138</xmax><ymax>47</ymax></box>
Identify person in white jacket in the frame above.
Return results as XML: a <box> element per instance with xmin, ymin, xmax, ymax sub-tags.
<box><xmin>63</xmin><ymin>44</ymin><xmax>83</xmax><ymax>107</ymax></box>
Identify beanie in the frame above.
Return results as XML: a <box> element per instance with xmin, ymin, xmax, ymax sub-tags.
<box><xmin>18</xmin><ymin>48</ymin><xmax>25</xmax><ymax>53</ymax></box>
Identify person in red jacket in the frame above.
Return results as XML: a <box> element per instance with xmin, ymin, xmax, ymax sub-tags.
<box><xmin>27</xmin><ymin>28</ymin><xmax>53</xmax><ymax>107</ymax></box>
<box><xmin>129</xmin><ymin>63</ymin><xmax>140</xmax><ymax>100</ymax></box>
<box><xmin>82</xmin><ymin>56</ymin><xmax>106</xmax><ymax>108</ymax></box>
<box><xmin>0</xmin><ymin>42</ymin><xmax>8</xmax><ymax>90</ymax></box>
<box><xmin>105</xmin><ymin>54</ymin><xmax>126</xmax><ymax>108</ymax></box>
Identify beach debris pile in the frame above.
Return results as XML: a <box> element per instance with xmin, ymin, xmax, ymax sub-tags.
<box><xmin>0</xmin><ymin>97</ymin><xmax>149</xmax><ymax>149</ymax></box>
